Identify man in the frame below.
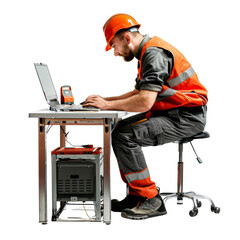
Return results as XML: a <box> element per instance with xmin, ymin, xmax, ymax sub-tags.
<box><xmin>84</xmin><ymin>13</ymin><xmax>208</xmax><ymax>220</ymax></box>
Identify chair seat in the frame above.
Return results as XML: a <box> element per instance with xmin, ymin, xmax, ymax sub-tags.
<box><xmin>180</xmin><ymin>131</ymin><xmax>210</xmax><ymax>144</ymax></box>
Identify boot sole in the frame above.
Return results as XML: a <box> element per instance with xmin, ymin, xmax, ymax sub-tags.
<box><xmin>121</xmin><ymin>209</ymin><xmax>167</xmax><ymax>220</ymax></box>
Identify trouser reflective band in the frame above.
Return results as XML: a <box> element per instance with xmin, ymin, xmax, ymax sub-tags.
<box><xmin>125</xmin><ymin>167</ymin><xmax>150</xmax><ymax>183</ymax></box>
<box><xmin>124</xmin><ymin>168</ymin><xmax>158</xmax><ymax>199</ymax></box>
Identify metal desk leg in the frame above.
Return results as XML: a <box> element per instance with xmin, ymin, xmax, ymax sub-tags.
<box><xmin>103</xmin><ymin>118</ymin><xmax>111</xmax><ymax>225</ymax></box>
<box><xmin>38</xmin><ymin>118</ymin><xmax>47</xmax><ymax>224</ymax></box>
<box><xmin>59</xmin><ymin>125</ymin><xmax>66</xmax><ymax>212</ymax></box>
<box><xmin>60</xmin><ymin>125</ymin><xmax>66</xmax><ymax>147</ymax></box>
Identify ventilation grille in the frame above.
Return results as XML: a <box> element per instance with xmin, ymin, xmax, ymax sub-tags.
<box><xmin>57</xmin><ymin>179</ymin><xmax>94</xmax><ymax>195</ymax></box>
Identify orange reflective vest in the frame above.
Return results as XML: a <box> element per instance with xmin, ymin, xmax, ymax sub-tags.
<box><xmin>138</xmin><ymin>37</ymin><xmax>208</xmax><ymax>115</ymax></box>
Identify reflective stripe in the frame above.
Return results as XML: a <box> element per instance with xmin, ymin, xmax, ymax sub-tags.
<box><xmin>156</xmin><ymin>88</ymin><xmax>176</xmax><ymax>101</ymax></box>
<box><xmin>125</xmin><ymin>168</ymin><xmax>150</xmax><ymax>183</ymax></box>
<box><xmin>156</xmin><ymin>66</ymin><xmax>195</xmax><ymax>102</ymax></box>
<box><xmin>167</xmin><ymin>66</ymin><xmax>195</xmax><ymax>88</ymax></box>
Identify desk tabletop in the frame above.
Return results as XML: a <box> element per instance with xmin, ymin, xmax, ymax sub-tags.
<box><xmin>29</xmin><ymin>109</ymin><xmax>128</xmax><ymax>119</ymax></box>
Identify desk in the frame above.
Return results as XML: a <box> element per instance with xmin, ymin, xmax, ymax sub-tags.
<box><xmin>29</xmin><ymin>109</ymin><xmax>128</xmax><ymax>224</ymax></box>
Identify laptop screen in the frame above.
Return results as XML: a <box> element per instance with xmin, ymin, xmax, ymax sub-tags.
<box><xmin>34</xmin><ymin>63</ymin><xmax>58</xmax><ymax>103</ymax></box>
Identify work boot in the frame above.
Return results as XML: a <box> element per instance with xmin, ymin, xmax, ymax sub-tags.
<box><xmin>121</xmin><ymin>194</ymin><xmax>167</xmax><ymax>220</ymax></box>
<box><xmin>111</xmin><ymin>195</ymin><xmax>145</xmax><ymax>212</ymax></box>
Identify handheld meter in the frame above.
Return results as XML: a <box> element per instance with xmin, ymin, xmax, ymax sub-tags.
<box><xmin>61</xmin><ymin>85</ymin><xmax>74</xmax><ymax>104</ymax></box>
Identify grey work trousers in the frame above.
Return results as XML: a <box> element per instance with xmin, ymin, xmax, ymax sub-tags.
<box><xmin>112</xmin><ymin>106</ymin><xmax>207</xmax><ymax>199</ymax></box>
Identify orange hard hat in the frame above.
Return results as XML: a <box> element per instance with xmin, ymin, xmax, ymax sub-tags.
<box><xmin>103</xmin><ymin>13</ymin><xmax>141</xmax><ymax>51</ymax></box>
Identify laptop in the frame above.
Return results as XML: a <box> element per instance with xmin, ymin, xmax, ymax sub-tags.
<box><xmin>34</xmin><ymin>63</ymin><xmax>99</xmax><ymax>112</ymax></box>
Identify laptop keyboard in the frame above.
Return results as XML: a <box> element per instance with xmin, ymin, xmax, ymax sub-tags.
<box><xmin>59</xmin><ymin>104</ymin><xmax>99</xmax><ymax>111</ymax></box>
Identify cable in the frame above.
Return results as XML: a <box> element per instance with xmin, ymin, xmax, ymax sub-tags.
<box><xmin>60</xmin><ymin>126</ymin><xmax>69</xmax><ymax>137</ymax></box>
<box><xmin>82</xmin><ymin>202</ymin><xmax>92</xmax><ymax>219</ymax></box>
<box><xmin>66</xmin><ymin>139</ymin><xmax>87</xmax><ymax>148</ymax></box>
<box><xmin>46</xmin><ymin>125</ymin><xmax>53</xmax><ymax>134</ymax></box>
<box><xmin>60</xmin><ymin>126</ymin><xmax>93</xmax><ymax>148</ymax></box>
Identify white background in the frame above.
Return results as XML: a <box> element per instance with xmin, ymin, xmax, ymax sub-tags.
<box><xmin>1</xmin><ymin>0</ymin><xmax>239</xmax><ymax>239</ymax></box>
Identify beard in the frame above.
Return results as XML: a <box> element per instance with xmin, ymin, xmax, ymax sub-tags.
<box><xmin>123</xmin><ymin>52</ymin><xmax>134</xmax><ymax>62</ymax></box>
<box><xmin>121</xmin><ymin>43</ymin><xmax>135</xmax><ymax>62</ymax></box>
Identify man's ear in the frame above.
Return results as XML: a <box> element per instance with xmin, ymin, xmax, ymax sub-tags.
<box><xmin>124</xmin><ymin>34</ymin><xmax>131</xmax><ymax>45</ymax></box>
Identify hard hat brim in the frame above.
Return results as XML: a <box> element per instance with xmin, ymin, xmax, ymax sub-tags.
<box><xmin>105</xmin><ymin>43</ymin><xmax>111</xmax><ymax>51</ymax></box>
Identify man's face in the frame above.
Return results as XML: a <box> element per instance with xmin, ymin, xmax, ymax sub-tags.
<box><xmin>110</xmin><ymin>34</ymin><xmax>134</xmax><ymax>62</ymax></box>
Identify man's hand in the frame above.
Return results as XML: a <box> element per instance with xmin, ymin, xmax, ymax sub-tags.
<box><xmin>83</xmin><ymin>90</ymin><xmax>157</xmax><ymax>112</ymax></box>
<box><xmin>83</xmin><ymin>95</ymin><xmax>109</xmax><ymax>110</ymax></box>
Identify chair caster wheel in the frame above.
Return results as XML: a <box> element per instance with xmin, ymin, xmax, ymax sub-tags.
<box><xmin>196</xmin><ymin>200</ymin><xmax>202</xmax><ymax>208</ymax></box>
<box><xmin>211</xmin><ymin>205</ymin><xmax>220</xmax><ymax>214</ymax></box>
<box><xmin>189</xmin><ymin>209</ymin><xmax>198</xmax><ymax>217</ymax></box>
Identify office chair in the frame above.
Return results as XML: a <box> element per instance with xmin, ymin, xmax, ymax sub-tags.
<box><xmin>160</xmin><ymin>131</ymin><xmax>220</xmax><ymax>217</ymax></box>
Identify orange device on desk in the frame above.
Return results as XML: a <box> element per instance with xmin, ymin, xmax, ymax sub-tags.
<box><xmin>61</xmin><ymin>85</ymin><xmax>74</xmax><ymax>104</ymax></box>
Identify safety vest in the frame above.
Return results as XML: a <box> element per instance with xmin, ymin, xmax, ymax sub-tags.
<box><xmin>138</xmin><ymin>37</ymin><xmax>208</xmax><ymax>115</ymax></box>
